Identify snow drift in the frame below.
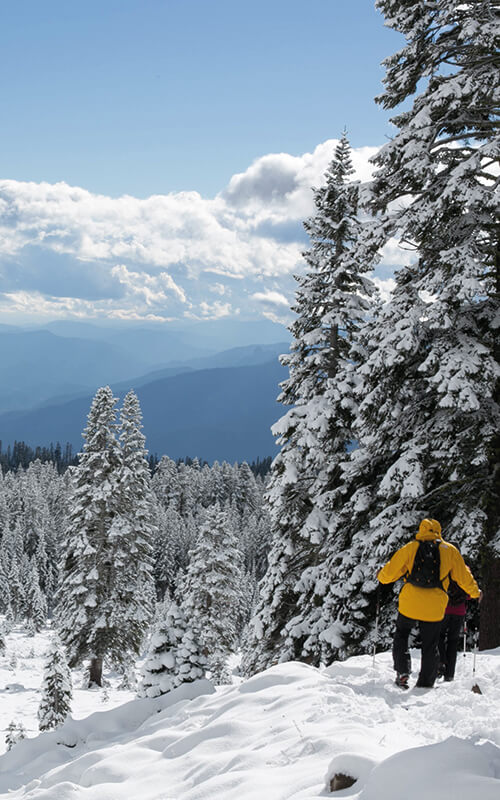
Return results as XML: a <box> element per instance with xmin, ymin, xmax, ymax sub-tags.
<box><xmin>0</xmin><ymin>648</ymin><xmax>499</xmax><ymax>799</ymax></box>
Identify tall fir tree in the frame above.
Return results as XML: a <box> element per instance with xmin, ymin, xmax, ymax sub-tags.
<box><xmin>378</xmin><ymin>0</ymin><xmax>498</xmax><ymax>649</ymax></box>
<box><xmin>109</xmin><ymin>390</ymin><xmax>156</xmax><ymax>658</ymax></box>
<box><xmin>58</xmin><ymin>388</ymin><xmax>158</xmax><ymax>683</ymax></box>
<box><xmin>0</xmin><ymin>562</ymin><xmax>9</xmax><ymax>614</ymax></box>
<box><xmin>25</xmin><ymin>560</ymin><xmax>47</xmax><ymax>632</ymax></box>
<box><xmin>313</xmin><ymin>276</ymin><xmax>433</xmax><ymax>658</ymax></box>
<box><xmin>8</xmin><ymin>557</ymin><xmax>25</xmax><ymax>621</ymax></box>
<box><xmin>57</xmin><ymin>386</ymin><xmax>123</xmax><ymax>686</ymax></box>
<box><xmin>243</xmin><ymin>134</ymin><xmax>376</xmax><ymax>673</ymax></box>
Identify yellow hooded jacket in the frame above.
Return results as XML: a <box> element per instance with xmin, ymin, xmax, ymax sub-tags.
<box><xmin>377</xmin><ymin>519</ymin><xmax>480</xmax><ymax>622</ymax></box>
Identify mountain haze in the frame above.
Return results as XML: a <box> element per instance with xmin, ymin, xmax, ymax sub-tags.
<box><xmin>0</xmin><ymin>320</ymin><xmax>290</xmax><ymax>414</ymax></box>
<box><xmin>0</xmin><ymin>359</ymin><xmax>287</xmax><ymax>463</ymax></box>
<box><xmin>0</xmin><ymin>330</ymin><xmax>149</xmax><ymax>413</ymax></box>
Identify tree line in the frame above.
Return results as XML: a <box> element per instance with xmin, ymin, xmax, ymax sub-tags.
<box><xmin>0</xmin><ymin>440</ymin><xmax>272</xmax><ymax>479</ymax></box>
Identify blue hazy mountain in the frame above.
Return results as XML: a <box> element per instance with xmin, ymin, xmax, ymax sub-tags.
<box><xmin>0</xmin><ymin>359</ymin><xmax>288</xmax><ymax>463</ymax></box>
<box><xmin>0</xmin><ymin>330</ymin><xmax>152</xmax><ymax>413</ymax></box>
<box><xmin>0</xmin><ymin>321</ymin><xmax>290</xmax><ymax>413</ymax></box>
<box><xmin>111</xmin><ymin>342</ymin><xmax>289</xmax><ymax>391</ymax></box>
<box><xmin>41</xmin><ymin>318</ymin><xmax>289</xmax><ymax>359</ymax></box>
<box><xmin>41</xmin><ymin>321</ymin><xmax>218</xmax><ymax>365</ymax></box>
<box><xmin>26</xmin><ymin>341</ymin><xmax>289</xmax><ymax>412</ymax></box>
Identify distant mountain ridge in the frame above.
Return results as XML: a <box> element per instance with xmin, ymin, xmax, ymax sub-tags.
<box><xmin>0</xmin><ymin>319</ymin><xmax>290</xmax><ymax>414</ymax></box>
<box><xmin>112</xmin><ymin>342</ymin><xmax>289</xmax><ymax>390</ymax></box>
<box><xmin>0</xmin><ymin>318</ymin><xmax>291</xmax><ymax>461</ymax></box>
<box><xmin>40</xmin><ymin>318</ymin><xmax>289</xmax><ymax>351</ymax></box>
<box><xmin>0</xmin><ymin>359</ymin><xmax>288</xmax><ymax>463</ymax></box>
<box><xmin>0</xmin><ymin>330</ymin><xmax>150</xmax><ymax>413</ymax></box>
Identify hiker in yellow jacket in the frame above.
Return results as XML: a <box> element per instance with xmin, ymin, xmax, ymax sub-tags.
<box><xmin>378</xmin><ymin>518</ymin><xmax>481</xmax><ymax>689</ymax></box>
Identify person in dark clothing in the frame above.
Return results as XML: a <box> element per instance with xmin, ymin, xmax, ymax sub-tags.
<box><xmin>393</xmin><ymin>613</ymin><xmax>443</xmax><ymax>688</ymax></box>
<box><xmin>378</xmin><ymin>519</ymin><xmax>481</xmax><ymax>690</ymax></box>
<box><xmin>438</xmin><ymin>577</ymin><xmax>469</xmax><ymax>681</ymax></box>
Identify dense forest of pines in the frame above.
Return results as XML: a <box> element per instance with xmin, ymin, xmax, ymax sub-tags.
<box><xmin>0</xmin><ymin>391</ymin><xmax>272</xmax><ymax>686</ymax></box>
<box><xmin>0</xmin><ymin>0</ymin><xmax>498</xmax><ymax>718</ymax></box>
<box><xmin>0</xmin><ymin>440</ymin><xmax>272</xmax><ymax>479</ymax></box>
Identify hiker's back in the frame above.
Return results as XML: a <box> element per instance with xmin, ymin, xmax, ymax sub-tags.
<box><xmin>407</xmin><ymin>540</ymin><xmax>442</xmax><ymax>589</ymax></box>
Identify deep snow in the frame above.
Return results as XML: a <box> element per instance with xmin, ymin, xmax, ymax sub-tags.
<box><xmin>0</xmin><ymin>627</ymin><xmax>499</xmax><ymax>799</ymax></box>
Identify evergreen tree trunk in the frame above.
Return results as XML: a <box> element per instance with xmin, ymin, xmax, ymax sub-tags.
<box><xmin>89</xmin><ymin>656</ymin><xmax>103</xmax><ymax>687</ymax></box>
<box><xmin>480</xmin><ymin>234</ymin><xmax>500</xmax><ymax>650</ymax></box>
<box><xmin>479</xmin><ymin>554</ymin><xmax>500</xmax><ymax>651</ymax></box>
<box><xmin>479</xmin><ymin>393</ymin><xmax>500</xmax><ymax>650</ymax></box>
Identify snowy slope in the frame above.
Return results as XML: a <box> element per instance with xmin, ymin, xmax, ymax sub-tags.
<box><xmin>0</xmin><ymin>628</ymin><xmax>499</xmax><ymax>799</ymax></box>
<box><xmin>0</xmin><ymin>628</ymin><xmax>137</xmax><ymax>755</ymax></box>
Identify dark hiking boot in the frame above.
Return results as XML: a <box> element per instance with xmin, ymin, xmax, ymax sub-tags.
<box><xmin>395</xmin><ymin>673</ymin><xmax>409</xmax><ymax>690</ymax></box>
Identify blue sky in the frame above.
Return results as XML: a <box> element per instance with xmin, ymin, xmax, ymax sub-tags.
<box><xmin>0</xmin><ymin>0</ymin><xmax>400</xmax><ymax>197</ymax></box>
<box><xmin>0</xmin><ymin>0</ymin><xmax>404</xmax><ymax>324</ymax></box>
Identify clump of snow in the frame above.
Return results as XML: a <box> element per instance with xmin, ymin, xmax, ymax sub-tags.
<box><xmin>0</xmin><ymin>627</ymin><xmax>499</xmax><ymax>799</ymax></box>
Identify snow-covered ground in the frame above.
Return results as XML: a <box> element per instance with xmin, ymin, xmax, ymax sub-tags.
<box><xmin>0</xmin><ymin>627</ymin><xmax>499</xmax><ymax>799</ymax></box>
<box><xmin>0</xmin><ymin>626</ymin><xmax>137</xmax><ymax>754</ymax></box>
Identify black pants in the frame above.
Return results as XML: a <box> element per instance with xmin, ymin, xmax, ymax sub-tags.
<box><xmin>438</xmin><ymin>614</ymin><xmax>463</xmax><ymax>680</ymax></box>
<box><xmin>393</xmin><ymin>612</ymin><xmax>442</xmax><ymax>687</ymax></box>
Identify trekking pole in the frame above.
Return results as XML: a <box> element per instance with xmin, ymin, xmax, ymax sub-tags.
<box><xmin>463</xmin><ymin>619</ymin><xmax>467</xmax><ymax>659</ymax></box>
<box><xmin>472</xmin><ymin>628</ymin><xmax>478</xmax><ymax>677</ymax></box>
<box><xmin>372</xmin><ymin>584</ymin><xmax>380</xmax><ymax>668</ymax></box>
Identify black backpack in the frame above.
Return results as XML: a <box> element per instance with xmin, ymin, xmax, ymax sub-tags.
<box><xmin>407</xmin><ymin>540</ymin><xmax>443</xmax><ymax>589</ymax></box>
<box><xmin>447</xmin><ymin>578</ymin><xmax>467</xmax><ymax>606</ymax></box>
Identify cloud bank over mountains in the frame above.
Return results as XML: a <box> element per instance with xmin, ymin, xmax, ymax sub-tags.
<box><xmin>0</xmin><ymin>140</ymin><xmax>386</xmax><ymax>324</ymax></box>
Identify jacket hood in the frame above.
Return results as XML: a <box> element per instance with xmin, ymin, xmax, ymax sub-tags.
<box><xmin>416</xmin><ymin>518</ymin><xmax>442</xmax><ymax>541</ymax></box>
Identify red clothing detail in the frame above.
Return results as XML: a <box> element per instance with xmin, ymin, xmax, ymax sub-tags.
<box><xmin>445</xmin><ymin>601</ymin><xmax>467</xmax><ymax>616</ymax></box>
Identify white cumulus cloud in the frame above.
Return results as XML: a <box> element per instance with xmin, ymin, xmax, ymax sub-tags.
<box><xmin>0</xmin><ymin>139</ymin><xmax>401</xmax><ymax>321</ymax></box>
<box><xmin>252</xmin><ymin>290</ymin><xmax>290</xmax><ymax>307</ymax></box>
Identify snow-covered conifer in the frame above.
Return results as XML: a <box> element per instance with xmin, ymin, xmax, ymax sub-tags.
<box><xmin>240</xmin><ymin>507</ymin><xmax>272</xmax><ymax>581</ymax></box>
<box><xmin>151</xmin><ymin>455</ymin><xmax>179</xmax><ymax>509</ymax></box>
<box><xmin>5</xmin><ymin>721</ymin><xmax>25</xmax><ymax>751</ymax></box>
<box><xmin>0</xmin><ymin>474</ymin><xmax>9</xmax><ymax>537</ymax></box>
<box><xmin>1</xmin><ymin>521</ymin><xmax>24</xmax><ymax>575</ymax></box>
<box><xmin>25</xmin><ymin>561</ymin><xmax>48</xmax><ymax>632</ymax></box>
<box><xmin>8</xmin><ymin>558</ymin><xmax>25</xmax><ymax>621</ymax></box>
<box><xmin>236</xmin><ymin>462</ymin><xmax>261</xmax><ymax>519</ymax></box>
<box><xmin>5</xmin><ymin>722</ymin><xmax>16</xmax><ymax>751</ymax></box>
<box><xmin>154</xmin><ymin>506</ymin><xmax>186</xmax><ymax>597</ymax></box>
<box><xmin>181</xmin><ymin>504</ymin><xmax>244</xmax><ymax>683</ymax></box>
<box><xmin>0</xmin><ymin>562</ymin><xmax>9</xmax><ymax>614</ymax></box>
<box><xmin>37</xmin><ymin>636</ymin><xmax>72</xmax><ymax>731</ymax></box>
<box><xmin>139</xmin><ymin>599</ymin><xmax>205</xmax><ymax>697</ymax></box>
<box><xmin>243</xmin><ymin>133</ymin><xmax>376</xmax><ymax>673</ymax></box>
<box><xmin>107</xmin><ymin>390</ymin><xmax>156</xmax><ymax>660</ymax></box>
<box><xmin>4</xmin><ymin>603</ymin><xmax>14</xmax><ymax>633</ymax></box>
<box><xmin>371</xmin><ymin>0</ymin><xmax>498</xmax><ymax>649</ymax></box>
<box><xmin>57</xmin><ymin>386</ymin><xmax>123</xmax><ymax>686</ymax></box>
<box><xmin>34</xmin><ymin>529</ymin><xmax>50</xmax><ymax>594</ymax></box>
